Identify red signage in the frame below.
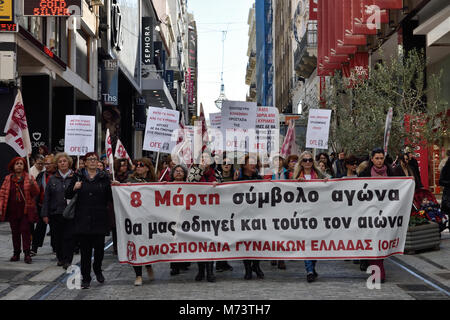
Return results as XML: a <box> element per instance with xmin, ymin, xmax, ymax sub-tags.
<box><xmin>23</xmin><ymin>0</ymin><xmax>82</xmax><ymax>16</ymax></box>
<box><xmin>0</xmin><ymin>23</ymin><xmax>16</xmax><ymax>32</ymax></box>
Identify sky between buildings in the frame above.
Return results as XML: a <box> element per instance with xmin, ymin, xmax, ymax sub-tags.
<box><xmin>188</xmin><ymin>0</ymin><xmax>255</xmax><ymax>120</ymax></box>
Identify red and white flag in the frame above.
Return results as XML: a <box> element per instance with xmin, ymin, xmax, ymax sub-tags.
<box><xmin>105</xmin><ymin>128</ymin><xmax>115</xmax><ymax>179</ymax></box>
<box><xmin>173</xmin><ymin>113</ymin><xmax>194</xmax><ymax>166</ymax></box>
<box><xmin>115</xmin><ymin>138</ymin><xmax>133</xmax><ymax>166</ymax></box>
<box><xmin>193</xmin><ymin>103</ymin><xmax>210</xmax><ymax>163</ymax></box>
<box><xmin>280</xmin><ymin>120</ymin><xmax>300</xmax><ymax>158</ymax></box>
<box><xmin>4</xmin><ymin>90</ymin><xmax>32</xmax><ymax>157</ymax></box>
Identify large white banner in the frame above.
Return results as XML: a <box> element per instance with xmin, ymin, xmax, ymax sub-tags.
<box><xmin>305</xmin><ymin>109</ymin><xmax>332</xmax><ymax>150</ymax></box>
<box><xmin>112</xmin><ymin>178</ymin><xmax>415</xmax><ymax>265</ymax></box>
<box><xmin>143</xmin><ymin>107</ymin><xmax>180</xmax><ymax>153</ymax></box>
<box><xmin>64</xmin><ymin>115</ymin><xmax>95</xmax><ymax>156</ymax></box>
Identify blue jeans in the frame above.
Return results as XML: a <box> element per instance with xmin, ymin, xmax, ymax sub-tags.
<box><xmin>304</xmin><ymin>260</ymin><xmax>317</xmax><ymax>274</ymax></box>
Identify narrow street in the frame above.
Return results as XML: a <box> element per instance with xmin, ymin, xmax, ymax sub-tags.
<box><xmin>0</xmin><ymin>222</ymin><xmax>448</xmax><ymax>300</ymax></box>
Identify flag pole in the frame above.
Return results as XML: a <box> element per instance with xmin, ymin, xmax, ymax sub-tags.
<box><xmin>77</xmin><ymin>155</ymin><xmax>80</xmax><ymax>170</ymax></box>
<box><xmin>155</xmin><ymin>151</ymin><xmax>160</xmax><ymax>175</ymax></box>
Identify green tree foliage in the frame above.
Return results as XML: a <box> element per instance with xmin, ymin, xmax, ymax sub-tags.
<box><xmin>321</xmin><ymin>49</ymin><xmax>448</xmax><ymax>157</ymax></box>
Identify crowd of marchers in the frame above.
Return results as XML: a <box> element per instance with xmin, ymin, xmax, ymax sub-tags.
<box><xmin>0</xmin><ymin>144</ymin><xmax>449</xmax><ymax>289</ymax></box>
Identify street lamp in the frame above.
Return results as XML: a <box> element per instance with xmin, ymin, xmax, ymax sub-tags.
<box><xmin>215</xmin><ymin>30</ymin><xmax>228</xmax><ymax>110</ymax></box>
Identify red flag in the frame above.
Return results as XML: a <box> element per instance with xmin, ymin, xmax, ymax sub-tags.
<box><xmin>280</xmin><ymin>120</ymin><xmax>300</xmax><ymax>158</ymax></box>
<box><xmin>114</xmin><ymin>138</ymin><xmax>133</xmax><ymax>166</ymax></box>
<box><xmin>4</xmin><ymin>90</ymin><xmax>32</xmax><ymax>157</ymax></box>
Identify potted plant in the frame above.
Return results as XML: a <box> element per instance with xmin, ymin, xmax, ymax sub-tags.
<box><xmin>404</xmin><ymin>211</ymin><xmax>441</xmax><ymax>254</ymax></box>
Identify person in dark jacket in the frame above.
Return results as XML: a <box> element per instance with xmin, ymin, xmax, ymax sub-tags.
<box><xmin>235</xmin><ymin>154</ymin><xmax>265</xmax><ymax>280</ymax></box>
<box><xmin>393</xmin><ymin>153</ymin><xmax>422</xmax><ymax>190</ymax></box>
<box><xmin>358</xmin><ymin>148</ymin><xmax>395</xmax><ymax>283</ymax></box>
<box><xmin>31</xmin><ymin>154</ymin><xmax>57</xmax><ymax>256</ymax></box>
<box><xmin>439</xmin><ymin>156</ymin><xmax>450</xmax><ymax>231</ymax></box>
<box><xmin>41</xmin><ymin>153</ymin><xmax>75</xmax><ymax>269</ymax></box>
<box><xmin>188</xmin><ymin>152</ymin><xmax>223</xmax><ymax>283</ymax></box>
<box><xmin>65</xmin><ymin>152</ymin><xmax>113</xmax><ymax>289</ymax></box>
<box><xmin>126</xmin><ymin>158</ymin><xmax>157</xmax><ymax>286</ymax></box>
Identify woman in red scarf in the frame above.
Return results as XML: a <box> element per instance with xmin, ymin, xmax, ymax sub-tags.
<box><xmin>358</xmin><ymin>148</ymin><xmax>395</xmax><ymax>283</ymax></box>
<box><xmin>0</xmin><ymin>157</ymin><xmax>40</xmax><ymax>263</ymax></box>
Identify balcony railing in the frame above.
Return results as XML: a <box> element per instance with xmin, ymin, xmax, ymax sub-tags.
<box><xmin>294</xmin><ymin>22</ymin><xmax>317</xmax><ymax>78</ymax></box>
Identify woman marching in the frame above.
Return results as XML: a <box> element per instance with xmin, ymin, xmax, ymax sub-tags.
<box><xmin>41</xmin><ymin>153</ymin><xmax>76</xmax><ymax>269</ymax></box>
<box><xmin>168</xmin><ymin>164</ymin><xmax>192</xmax><ymax>276</ymax></box>
<box><xmin>358</xmin><ymin>148</ymin><xmax>395</xmax><ymax>283</ymax></box>
<box><xmin>293</xmin><ymin>151</ymin><xmax>327</xmax><ymax>282</ymax></box>
<box><xmin>126</xmin><ymin>158</ymin><xmax>157</xmax><ymax>286</ymax></box>
<box><xmin>235</xmin><ymin>154</ymin><xmax>265</xmax><ymax>280</ymax></box>
<box><xmin>0</xmin><ymin>157</ymin><xmax>40</xmax><ymax>264</ymax></box>
<box><xmin>187</xmin><ymin>152</ymin><xmax>223</xmax><ymax>282</ymax></box>
<box><xmin>65</xmin><ymin>152</ymin><xmax>113</xmax><ymax>289</ymax></box>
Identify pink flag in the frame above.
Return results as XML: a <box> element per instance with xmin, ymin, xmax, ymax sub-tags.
<box><xmin>114</xmin><ymin>138</ymin><xmax>133</xmax><ymax>166</ymax></box>
<box><xmin>280</xmin><ymin>120</ymin><xmax>300</xmax><ymax>158</ymax></box>
<box><xmin>4</xmin><ymin>90</ymin><xmax>32</xmax><ymax>157</ymax></box>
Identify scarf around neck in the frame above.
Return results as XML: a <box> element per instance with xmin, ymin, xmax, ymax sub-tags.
<box><xmin>371</xmin><ymin>165</ymin><xmax>388</xmax><ymax>177</ymax></box>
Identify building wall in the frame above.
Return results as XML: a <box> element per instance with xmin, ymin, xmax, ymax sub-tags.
<box><xmin>273</xmin><ymin>0</ymin><xmax>292</xmax><ymax>112</ymax></box>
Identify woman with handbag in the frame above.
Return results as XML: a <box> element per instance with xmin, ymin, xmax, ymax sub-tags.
<box><xmin>41</xmin><ymin>153</ymin><xmax>76</xmax><ymax>269</ymax></box>
<box><xmin>65</xmin><ymin>152</ymin><xmax>113</xmax><ymax>289</ymax></box>
<box><xmin>0</xmin><ymin>157</ymin><xmax>40</xmax><ymax>264</ymax></box>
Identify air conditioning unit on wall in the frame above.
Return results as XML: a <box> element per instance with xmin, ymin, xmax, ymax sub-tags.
<box><xmin>0</xmin><ymin>51</ymin><xmax>16</xmax><ymax>82</ymax></box>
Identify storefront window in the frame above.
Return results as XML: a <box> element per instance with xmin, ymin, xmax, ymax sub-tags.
<box><xmin>48</xmin><ymin>18</ymin><xmax>61</xmax><ymax>57</ymax></box>
<box><xmin>76</xmin><ymin>28</ymin><xmax>90</xmax><ymax>83</ymax></box>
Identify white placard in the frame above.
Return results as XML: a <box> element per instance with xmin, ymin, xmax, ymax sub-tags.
<box><xmin>221</xmin><ymin>100</ymin><xmax>257</xmax><ymax>152</ymax></box>
<box><xmin>64</xmin><ymin>115</ymin><xmax>95</xmax><ymax>156</ymax></box>
<box><xmin>209</xmin><ymin>112</ymin><xmax>222</xmax><ymax>129</ymax></box>
<box><xmin>305</xmin><ymin>109</ymin><xmax>332</xmax><ymax>150</ymax></box>
<box><xmin>143</xmin><ymin>107</ymin><xmax>180</xmax><ymax>153</ymax></box>
<box><xmin>255</xmin><ymin>107</ymin><xmax>279</xmax><ymax>155</ymax></box>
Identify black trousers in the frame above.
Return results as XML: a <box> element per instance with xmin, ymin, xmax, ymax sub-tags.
<box><xmin>31</xmin><ymin>217</ymin><xmax>47</xmax><ymax>250</ymax></box>
<box><xmin>49</xmin><ymin>215</ymin><xmax>75</xmax><ymax>264</ymax></box>
<box><xmin>133</xmin><ymin>265</ymin><xmax>151</xmax><ymax>277</ymax></box>
<box><xmin>77</xmin><ymin>234</ymin><xmax>105</xmax><ymax>283</ymax></box>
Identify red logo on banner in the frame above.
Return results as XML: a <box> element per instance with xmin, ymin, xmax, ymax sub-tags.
<box><xmin>127</xmin><ymin>241</ymin><xmax>137</xmax><ymax>261</ymax></box>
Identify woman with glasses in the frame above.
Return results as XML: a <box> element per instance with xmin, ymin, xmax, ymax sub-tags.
<box><xmin>236</xmin><ymin>154</ymin><xmax>265</xmax><ymax>280</ymax></box>
<box><xmin>0</xmin><ymin>157</ymin><xmax>40</xmax><ymax>264</ymax></box>
<box><xmin>31</xmin><ymin>154</ymin><xmax>57</xmax><ymax>256</ymax></box>
<box><xmin>65</xmin><ymin>152</ymin><xmax>113</xmax><ymax>289</ymax></box>
<box><xmin>41</xmin><ymin>153</ymin><xmax>76</xmax><ymax>269</ymax></box>
<box><xmin>188</xmin><ymin>152</ymin><xmax>223</xmax><ymax>282</ymax></box>
<box><xmin>29</xmin><ymin>155</ymin><xmax>45</xmax><ymax>179</ymax></box>
<box><xmin>168</xmin><ymin>164</ymin><xmax>192</xmax><ymax>276</ymax></box>
<box><xmin>293</xmin><ymin>151</ymin><xmax>327</xmax><ymax>283</ymax></box>
<box><xmin>342</xmin><ymin>155</ymin><xmax>359</xmax><ymax>178</ymax></box>
<box><xmin>215</xmin><ymin>156</ymin><xmax>234</xmax><ymax>273</ymax></box>
<box><xmin>126</xmin><ymin>158</ymin><xmax>157</xmax><ymax>286</ymax></box>
<box><xmin>358</xmin><ymin>148</ymin><xmax>395</xmax><ymax>283</ymax></box>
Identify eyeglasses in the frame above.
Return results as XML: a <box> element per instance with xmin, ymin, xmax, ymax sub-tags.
<box><xmin>302</xmin><ymin>158</ymin><xmax>314</xmax><ymax>163</ymax></box>
<box><xmin>136</xmin><ymin>163</ymin><xmax>146</xmax><ymax>168</ymax></box>
<box><xmin>86</xmin><ymin>157</ymin><xmax>97</xmax><ymax>162</ymax></box>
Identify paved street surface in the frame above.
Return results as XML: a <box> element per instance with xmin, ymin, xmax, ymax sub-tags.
<box><xmin>0</xmin><ymin>222</ymin><xmax>448</xmax><ymax>300</ymax></box>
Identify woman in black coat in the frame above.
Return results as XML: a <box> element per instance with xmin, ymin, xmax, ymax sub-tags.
<box><xmin>65</xmin><ymin>152</ymin><xmax>113</xmax><ymax>289</ymax></box>
<box><xmin>41</xmin><ymin>153</ymin><xmax>76</xmax><ymax>269</ymax></box>
<box><xmin>358</xmin><ymin>148</ymin><xmax>395</xmax><ymax>283</ymax></box>
<box><xmin>439</xmin><ymin>157</ymin><xmax>450</xmax><ymax>231</ymax></box>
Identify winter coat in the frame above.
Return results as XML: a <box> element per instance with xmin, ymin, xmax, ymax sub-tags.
<box><xmin>0</xmin><ymin>173</ymin><xmax>40</xmax><ymax>223</ymax></box>
<box><xmin>65</xmin><ymin>169</ymin><xmax>113</xmax><ymax>236</ymax></box>
<box><xmin>41</xmin><ymin>170</ymin><xmax>75</xmax><ymax>217</ymax></box>
<box><xmin>358</xmin><ymin>162</ymin><xmax>395</xmax><ymax>178</ymax></box>
<box><xmin>439</xmin><ymin>159</ymin><xmax>450</xmax><ymax>214</ymax></box>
